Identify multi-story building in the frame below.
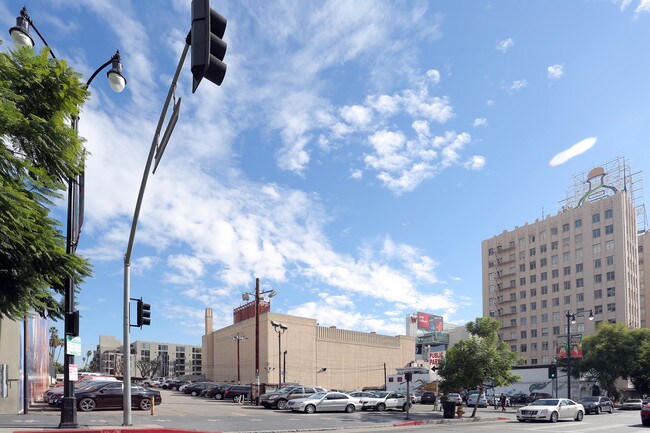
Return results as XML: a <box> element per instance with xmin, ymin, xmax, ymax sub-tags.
<box><xmin>482</xmin><ymin>159</ymin><xmax>646</xmax><ymax>366</ymax></box>
<box><xmin>93</xmin><ymin>335</ymin><xmax>202</xmax><ymax>379</ymax></box>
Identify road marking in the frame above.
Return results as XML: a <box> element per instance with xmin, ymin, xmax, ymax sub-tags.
<box><xmin>13</xmin><ymin>420</ymin><xmax>35</xmax><ymax>423</ymax></box>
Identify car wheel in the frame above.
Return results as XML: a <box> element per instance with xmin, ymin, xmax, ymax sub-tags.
<box><xmin>139</xmin><ymin>398</ymin><xmax>152</xmax><ymax>411</ymax></box>
<box><xmin>191</xmin><ymin>391</ymin><xmax>198</xmax><ymax>396</ymax></box>
<box><xmin>305</xmin><ymin>404</ymin><xmax>316</xmax><ymax>414</ymax></box>
<box><xmin>550</xmin><ymin>411</ymin><xmax>559</xmax><ymax>423</ymax></box>
<box><xmin>642</xmin><ymin>419</ymin><xmax>650</xmax><ymax>426</ymax></box>
<box><xmin>215</xmin><ymin>393</ymin><xmax>223</xmax><ymax>400</ymax></box>
<box><xmin>78</xmin><ymin>397</ymin><xmax>96</xmax><ymax>412</ymax></box>
<box><xmin>595</xmin><ymin>406</ymin><xmax>600</xmax><ymax>415</ymax></box>
<box><xmin>518</xmin><ymin>419</ymin><xmax>526</xmax><ymax>422</ymax></box>
<box><xmin>376</xmin><ymin>403</ymin><xmax>386</xmax><ymax>412</ymax></box>
<box><xmin>277</xmin><ymin>399</ymin><xmax>288</xmax><ymax>410</ymax></box>
<box><xmin>345</xmin><ymin>404</ymin><xmax>355</xmax><ymax>413</ymax></box>
<box><xmin>575</xmin><ymin>410</ymin><xmax>584</xmax><ymax>421</ymax></box>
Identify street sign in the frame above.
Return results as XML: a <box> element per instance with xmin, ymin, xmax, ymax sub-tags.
<box><xmin>66</xmin><ymin>336</ymin><xmax>82</xmax><ymax>356</ymax></box>
<box><xmin>69</xmin><ymin>364</ymin><xmax>78</xmax><ymax>381</ymax></box>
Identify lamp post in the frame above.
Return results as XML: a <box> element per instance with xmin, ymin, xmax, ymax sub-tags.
<box><xmin>283</xmin><ymin>350</ymin><xmax>287</xmax><ymax>384</ymax></box>
<box><xmin>271</xmin><ymin>321</ymin><xmax>287</xmax><ymax>385</ymax></box>
<box><xmin>231</xmin><ymin>333</ymin><xmax>248</xmax><ymax>384</ymax></box>
<box><xmin>242</xmin><ymin>278</ymin><xmax>276</xmax><ymax>387</ymax></box>
<box><xmin>564</xmin><ymin>309</ymin><xmax>594</xmax><ymax>400</ymax></box>
<box><xmin>9</xmin><ymin>7</ymin><xmax>126</xmax><ymax>429</ymax></box>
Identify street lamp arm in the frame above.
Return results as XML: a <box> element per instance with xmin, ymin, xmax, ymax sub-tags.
<box><xmin>10</xmin><ymin>7</ymin><xmax>57</xmax><ymax>59</ymax></box>
<box><xmin>84</xmin><ymin>57</ymin><xmax>113</xmax><ymax>89</ymax></box>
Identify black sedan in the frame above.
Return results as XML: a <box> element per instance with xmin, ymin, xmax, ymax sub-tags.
<box><xmin>183</xmin><ymin>382</ymin><xmax>216</xmax><ymax>396</ymax></box>
<box><xmin>578</xmin><ymin>396</ymin><xmax>614</xmax><ymax>414</ymax></box>
<box><xmin>53</xmin><ymin>382</ymin><xmax>161</xmax><ymax>412</ymax></box>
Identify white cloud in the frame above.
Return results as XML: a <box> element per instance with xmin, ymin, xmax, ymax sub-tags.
<box><xmin>473</xmin><ymin>118</ymin><xmax>488</xmax><ymax>127</ymax></box>
<box><xmin>464</xmin><ymin>155</ymin><xmax>486</xmax><ymax>170</ymax></box>
<box><xmin>636</xmin><ymin>0</ymin><xmax>650</xmax><ymax>13</ymax></box>
<box><xmin>496</xmin><ymin>38</ymin><xmax>514</xmax><ymax>53</ymax></box>
<box><xmin>350</xmin><ymin>169</ymin><xmax>363</xmax><ymax>180</ymax></box>
<box><xmin>620</xmin><ymin>0</ymin><xmax>634</xmax><ymax>10</ymax></box>
<box><xmin>547</xmin><ymin>64</ymin><xmax>565</xmax><ymax>80</ymax></box>
<box><xmin>426</xmin><ymin>69</ymin><xmax>441</xmax><ymax>84</ymax></box>
<box><xmin>340</xmin><ymin>105</ymin><xmax>372</xmax><ymax>128</ymax></box>
<box><xmin>132</xmin><ymin>256</ymin><xmax>158</xmax><ymax>275</ymax></box>
<box><xmin>549</xmin><ymin>137</ymin><xmax>597</xmax><ymax>167</ymax></box>
<box><xmin>510</xmin><ymin>79</ymin><xmax>528</xmax><ymax>91</ymax></box>
<box><xmin>486</xmin><ymin>100</ymin><xmax>495</xmax><ymax>106</ymax></box>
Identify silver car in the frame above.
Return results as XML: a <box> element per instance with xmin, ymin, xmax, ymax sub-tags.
<box><xmin>288</xmin><ymin>391</ymin><xmax>361</xmax><ymax>414</ymax></box>
<box><xmin>517</xmin><ymin>398</ymin><xmax>585</xmax><ymax>423</ymax></box>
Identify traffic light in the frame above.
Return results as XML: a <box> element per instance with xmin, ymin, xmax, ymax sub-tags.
<box><xmin>137</xmin><ymin>299</ymin><xmax>151</xmax><ymax>327</ymax></box>
<box><xmin>190</xmin><ymin>0</ymin><xmax>227</xmax><ymax>92</ymax></box>
<box><xmin>404</xmin><ymin>372</ymin><xmax>412</xmax><ymax>381</ymax></box>
<box><xmin>548</xmin><ymin>364</ymin><xmax>557</xmax><ymax>379</ymax></box>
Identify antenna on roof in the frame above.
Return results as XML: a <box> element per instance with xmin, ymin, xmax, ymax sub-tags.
<box><xmin>542</xmin><ymin>206</ymin><xmax>545</xmax><ymax>219</ymax></box>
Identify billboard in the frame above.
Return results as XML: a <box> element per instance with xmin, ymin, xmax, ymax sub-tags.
<box><xmin>429</xmin><ymin>351</ymin><xmax>444</xmax><ymax>367</ymax></box>
<box><xmin>416</xmin><ymin>312</ymin><xmax>443</xmax><ymax>331</ymax></box>
<box><xmin>555</xmin><ymin>334</ymin><xmax>583</xmax><ymax>359</ymax></box>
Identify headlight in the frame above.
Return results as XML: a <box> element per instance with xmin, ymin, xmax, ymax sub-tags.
<box><xmin>539</xmin><ymin>409</ymin><xmax>547</xmax><ymax>415</ymax></box>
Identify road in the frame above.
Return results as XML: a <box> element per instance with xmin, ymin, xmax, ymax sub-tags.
<box><xmin>1</xmin><ymin>390</ymin><xmax>648</xmax><ymax>432</ymax></box>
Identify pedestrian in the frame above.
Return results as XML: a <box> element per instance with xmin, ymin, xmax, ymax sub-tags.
<box><xmin>494</xmin><ymin>394</ymin><xmax>499</xmax><ymax>410</ymax></box>
<box><xmin>500</xmin><ymin>394</ymin><xmax>506</xmax><ymax>412</ymax></box>
<box><xmin>431</xmin><ymin>393</ymin><xmax>437</xmax><ymax>411</ymax></box>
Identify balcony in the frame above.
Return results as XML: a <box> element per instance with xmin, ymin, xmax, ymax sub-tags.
<box><xmin>416</xmin><ymin>331</ymin><xmax>450</xmax><ymax>346</ymax></box>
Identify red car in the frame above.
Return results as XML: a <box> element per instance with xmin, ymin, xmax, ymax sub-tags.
<box><xmin>641</xmin><ymin>403</ymin><xmax>650</xmax><ymax>426</ymax></box>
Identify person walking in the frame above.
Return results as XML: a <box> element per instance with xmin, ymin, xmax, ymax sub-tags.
<box><xmin>500</xmin><ymin>394</ymin><xmax>507</xmax><ymax>412</ymax></box>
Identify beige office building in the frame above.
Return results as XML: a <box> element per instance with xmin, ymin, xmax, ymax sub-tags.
<box><xmin>202</xmin><ymin>307</ymin><xmax>415</xmax><ymax>391</ymax></box>
<box><xmin>482</xmin><ymin>160</ymin><xmax>646</xmax><ymax>366</ymax></box>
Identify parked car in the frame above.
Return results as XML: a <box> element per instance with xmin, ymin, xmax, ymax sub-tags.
<box><xmin>51</xmin><ymin>382</ymin><xmax>161</xmax><ymax>412</ymax></box>
<box><xmin>641</xmin><ymin>402</ymin><xmax>650</xmax><ymax>426</ymax></box>
<box><xmin>46</xmin><ymin>380</ymin><xmax>112</xmax><ymax>406</ymax></box>
<box><xmin>260</xmin><ymin>386</ymin><xmax>324</xmax><ymax>409</ymax></box>
<box><xmin>517</xmin><ymin>398</ymin><xmax>585</xmax><ymax>423</ymax></box>
<box><xmin>446</xmin><ymin>393</ymin><xmax>463</xmax><ymax>405</ymax></box>
<box><xmin>467</xmin><ymin>393</ymin><xmax>488</xmax><ymax>407</ymax></box>
<box><xmin>621</xmin><ymin>399</ymin><xmax>644</xmax><ymax>410</ymax></box>
<box><xmin>528</xmin><ymin>392</ymin><xmax>553</xmax><ymax>403</ymax></box>
<box><xmin>420</xmin><ymin>392</ymin><xmax>437</xmax><ymax>404</ymax></box>
<box><xmin>206</xmin><ymin>385</ymin><xmax>231</xmax><ymax>399</ymax></box>
<box><xmin>360</xmin><ymin>391</ymin><xmax>410</xmax><ymax>411</ymax></box>
<box><xmin>178</xmin><ymin>382</ymin><xmax>193</xmax><ymax>392</ymax></box>
<box><xmin>348</xmin><ymin>391</ymin><xmax>375</xmax><ymax>399</ymax></box>
<box><xmin>578</xmin><ymin>396</ymin><xmax>614</xmax><ymax>414</ymax></box>
<box><xmin>510</xmin><ymin>392</ymin><xmax>530</xmax><ymax>405</ymax></box>
<box><xmin>288</xmin><ymin>391</ymin><xmax>360</xmax><ymax>414</ymax></box>
<box><xmin>183</xmin><ymin>382</ymin><xmax>216</xmax><ymax>396</ymax></box>
<box><xmin>223</xmin><ymin>385</ymin><xmax>251</xmax><ymax>401</ymax></box>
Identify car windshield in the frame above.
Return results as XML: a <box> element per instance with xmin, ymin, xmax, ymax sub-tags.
<box><xmin>531</xmin><ymin>399</ymin><xmax>559</xmax><ymax>406</ymax></box>
<box><xmin>370</xmin><ymin>392</ymin><xmax>389</xmax><ymax>398</ymax></box>
<box><xmin>309</xmin><ymin>392</ymin><xmax>327</xmax><ymax>399</ymax></box>
<box><xmin>275</xmin><ymin>386</ymin><xmax>296</xmax><ymax>393</ymax></box>
<box><xmin>627</xmin><ymin>399</ymin><xmax>643</xmax><ymax>403</ymax></box>
<box><xmin>580</xmin><ymin>397</ymin><xmax>599</xmax><ymax>402</ymax></box>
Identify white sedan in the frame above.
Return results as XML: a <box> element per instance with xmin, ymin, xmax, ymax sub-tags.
<box><xmin>517</xmin><ymin>398</ymin><xmax>585</xmax><ymax>423</ymax></box>
<box><xmin>287</xmin><ymin>392</ymin><xmax>361</xmax><ymax>414</ymax></box>
<box><xmin>360</xmin><ymin>392</ymin><xmax>410</xmax><ymax>411</ymax></box>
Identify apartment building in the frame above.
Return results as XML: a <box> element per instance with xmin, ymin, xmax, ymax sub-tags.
<box><xmin>482</xmin><ymin>160</ymin><xmax>645</xmax><ymax>365</ymax></box>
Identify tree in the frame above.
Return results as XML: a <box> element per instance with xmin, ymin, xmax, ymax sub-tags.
<box><xmin>438</xmin><ymin>317</ymin><xmax>522</xmax><ymax>417</ymax></box>
<box><xmin>627</xmin><ymin>328</ymin><xmax>650</xmax><ymax>396</ymax></box>
<box><xmin>48</xmin><ymin>326</ymin><xmax>64</xmax><ymax>363</ymax></box>
<box><xmin>136</xmin><ymin>359</ymin><xmax>161</xmax><ymax>379</ymax></box>
<box><xmin>0</xmin><ymin>43</ymin><xmax>92</xmax><ymax>320</ymax></box>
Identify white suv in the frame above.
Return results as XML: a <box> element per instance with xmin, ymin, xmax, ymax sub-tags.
<box><xmin>467</xmin><ymin>393</ymin><xmax>488</xmax><ymax>407</ymax></box>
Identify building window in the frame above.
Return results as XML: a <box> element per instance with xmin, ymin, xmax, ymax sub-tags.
<box><xmin>564</xmin><ymin>295</ymin><xmax>571</xmax><ymax>304</ymax></box>
<box><xmin>562</xmin><ymin>223</ymin><xmax>570</xmax><ymax>233</ymax></box>
<box><xmin>593</xmin><ymin>213</ymin><xmax>600</xmax><ymax>223</ymax></box>
<box><xmin>605</xmin><ymin>225</ymin><xmax>613</xmax><ymax>235</ymax></box>
<box><xmin>511</xmin><ymin>306</ymin><xmax>517</xmax><ymax>313</ymax></box>
<box><xmin>511</xmin><ymin>345</ymin><xmax>517</xmax><ymax>352</ymax></box>
<box><xmin>577</xmin><ymin>323</ymin><xmax>585</xmax><ymax>332</ymax></box>
<box><xmin>552</xmin><ymin>298</ymin><xmax>559</xmax><ymax>306</ymax></box>
<box><xmin>606</xmin><ymin>271</ymin><xmax>615</xmax><ymax>281</ymax></box>
<box><xmin>576</xmin><ymin>263</ymin><xmax>583</xmax><ymax>273</ymax></box>
<box><xmin>531</xmin><ymin>315</ymin><xmax>537</xmax><ymax>324</ymax></box>
<box><xmin>531</xmin><ymin>302</ymin><xmax>537</xmax><ymax>310</ymax></box>
<box><xmin>530</xmin><ymin>288</ymin><xmax>537</xmax><ymax>297</ymax></box>
<box><xmin>520</xmin><ymin>264</ymin><xmax>526</xmax><ymax>272</ymax></box>
<box><xmin>531</xmin><ymin>329</ymin><xmax>538</xmax><ymax>338</ymax></box>
<box><xmin>606</xmin><ymin>255</ymin><xmax>614</xmax><ymax>266</ymax></box>
<box><xmin>593</xmin><ymin>243</ymin><xmax>601</xmax><ymax>254</ymax></box>
<box><xmin>552</xmin><ymin>255</ymin><xmax>559</xmax><ymax>265</ymax></box>
<box><xmin>542</xmin><ymin>313</ymin><xmax>548</xmax><ymax>322</ymax></box>
<box><xmin>553</xmin><ymin>326</ymin><xmax>560</xmax><ymax>335</ymax></box>
<box><xmin>594</xmin><ymin>289</ymin><xmax>602</xmax><ymax>299</ymax></box>
<box><xmin>605</xmin><ymin>209</ymin><xmax>613</xmax><ymax>219</ymax></box>
<box><xmin>520</xmin><ymin>344</ymin><xmax>527</xmax><ymax>352</ymax></box>
<box><xmin>520</xmin><ymin>304</ymin><xmax>527</xmax><ymax>312</ymax></box>
<box><xmin>510</xmin><ymin>293</ymin><xmax>517</xmax><ymax>301</ymax></box>
<box><xmin>576</xmin><ymin>278</ymin><xmax>584</xmax><ymax>288</ymax></box>
<box><xmin>540</xmin><ymin>245</ymin><xmax>547</xmax><ymax>254</ymax></box>
<box><xmin>563</xmin><ymin>252</ymin><xmax>571</xmax><ymax>261</ymax></box>
<box><xmin>594</xmin><ymin>274</ymin><xmax>602</xmax><ymax>284</ymax></box>
<box><xmin>541</xmin><ymin>300</ymin><xmax>548</xmax><ymax>308</ymax></box>
<box><xmin>575</xmin><ymin>219</ymin><xmax>582</xmax><ymax>228</ymax></box>
<box><xmin>607</xmin><ymin>303</ymin><xmax>616</xmax><ymax>313</ymax></box>
<box><xmin>541</xmin><ymin>286</ymin><xmax>548</xmax><ymax>295</ymax></box>
<box><xmin>542</xmin><ymin>328</ymin><xmax>549</xmax><ymax>336</ymax></box>
<box><xmin>594</xmin><ymin>258</ymin><xmax>601</xmax><ymax>269</ymax></box>
<box><xmin>530</xmin><ymin>261</ymin><xmax>536</xmax><ymax>270</ymax></box>
<box><xmin>520</xmin><ymin>317</ymin><xmax>527</xmax><ymax>325</ymax></box>
<box><xmin>607</xmin><ymin>287</ymin><xmax>615</xmax><ymax>297</ymax></box>
<box><xmin>563</xmin><ymin>238</ymin><xmax>570</xmax><ymax>247</ymax></box>
<box><xmin>541</xmin><ymin>258</ymin><xmax>547</xmax><ymax>267</ymax></box>
<box><xmin>542</xmin><ymin>342</ymin><xmax>549</xmax><ymax>350</ymax></box>
<box><xmin>552</xmin><ymin>283</ymin><xmax>559</xmax><ymax>292</ymax></box>
<box><xmin>552</xmin><ymin>269</ymin><xmax>559</xmax><ymax>278</ymax></box>
<box><xmin>530</xmin><ymin>275</ymin><xmax>537</xmax><ymax>283</ymax></box>
<box><xmin>519</xmin><ymin>251</ymin><xmax>525</xmax><ymax>259</ymax></box>
<box><xmin>564</xmin><ymin>266</ymin><xmax>571</xmax><ymax>276</ymax></box>
<box><xmin>575</xmin><ymin>233</ymin><xmax>583</xmax><ymax>245</ymax></box>
<box><xmin>511</xmin><ymin>319</ymin><xmax>517</xmax><ymax>326</ymax></box>
<box><xmin>541</xmin><ymin>272</ymin><xmax>547</xmax><ymax>281</ymax></box>
<box><xmin>552</xmin><ymin>241</ymin><xmax>558</xmax><ymax>250</ymax></box>
<box><xmin>520</xmin><ymin>290</ymin><xmax>527</xmax><ymax>299</ymax></box>
<box><xmin>577</xmin><ymin>293</ymin><xmax>584</xmax><ymax>302</ymax></box>
<box><xmin>593</xmin><ymin>228</ymin><xmax>601</xmax><ymax>238</ymax></box>
<box><xmin>553</xmin><ymin>312</ymin><xmax>560</xmax><ymax>321</ymax></box>
<box><xmin>521</xmin><ymin>331</ymin><xmax>527</xmax><ymax>339</ymax></box>
<box><xmin>551</xmin><ymin>227</ymin><xmax>558</xmax><ymax>236</ymax></box>
<box><xmin>595</xmin><ymin>305</ymin><xmax>603</xmax><ymax>314</ymax></box>
<box><xmin>606</xmin><ymin>240</ymin><xmax>614</xmax><ymax>251</ymax></box>
<box><xmin>520</xmin><ymin>277</ymin><xmax>526</xmax><ymax>286</ymax></box>
<box><xmin>564</xmin><ymin>281</ymin><xmax>571</xmax><ymax>290</ymax></box>
<box><xmin>519</xmin><ymin>238</ymin><xmax>526</xmax><ymax>248</ymax></box>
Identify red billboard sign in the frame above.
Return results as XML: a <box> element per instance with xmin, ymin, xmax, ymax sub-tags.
<box><xmin>416</xmin><ymin>312</ymin><xmax>443</xmax><ymax>331</ymax></box>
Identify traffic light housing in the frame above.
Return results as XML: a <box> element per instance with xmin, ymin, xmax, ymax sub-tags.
<box><xmin>137</xmin><ymin>299</ymin><xmax>151</xmax><ymax>327</ymax></box>
<box><xmin>548</xmin><ymin>364</ymin><xmax>557</xmax><ymax>379</ymax></box>
<box><xmin>190</xmin><ymin>0</ymin><xmax>227</xmax><ymax>92</ymax></box>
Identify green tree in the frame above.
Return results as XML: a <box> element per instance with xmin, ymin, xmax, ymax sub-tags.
<box><xmin>438</xmin><ymin>317</ymin><xmax>522</xmax><ymax>417</ymax></box>
<box><xmin>0</xmin><ymin>43</ymin><xmax>92</xmax><ymax>320</ymax></box>
<box><xmin>627</xmin><ymin>328</ymin><xmax>650</xmax><ymax>396</ymax></box>
<box><xmin>577</xmin><ymin>323</ymin><xmax>636</xmax><ymax>396</ymax></box>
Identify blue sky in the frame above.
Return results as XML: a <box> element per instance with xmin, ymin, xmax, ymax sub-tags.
<box><xmin>3</xmin><ymin>0</ymin><xmax>650</xmax><ymax>359</ymax></box>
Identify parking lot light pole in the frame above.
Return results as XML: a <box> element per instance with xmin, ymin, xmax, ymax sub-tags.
<box><xmin>271</xmin><ymin>321</ymin><xmax>287</xmax><ymax>385</ymax></box>
<box><xmin>231</xmin><ymin>333</ymin><xmax>248</xmax><ymax>384</ymax></box>
<box><xmin>242</xmin><ymin>279</ymin><xmax>276</xmax><ymax>388</ymax></box>
<box><xmin>565</xmin><ymin>309</ymin><xmax>594</xmax><ymax>400</ymax></box>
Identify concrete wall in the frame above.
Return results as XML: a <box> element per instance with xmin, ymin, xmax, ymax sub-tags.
<box><xmin>0</xmin><ymin>318</ymin><xmax>21</xmax><ymax>414</ymax></box>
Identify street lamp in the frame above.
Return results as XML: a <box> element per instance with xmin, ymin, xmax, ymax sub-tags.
<box><xmin>283</xmin><ymin>350</ymin><xmax>287</xmax><ymax>384</ymax></box>
<box><xmin>271</xmin><ymin>321</ymin><xmax>287</xmax><ymax>385</ymax></box>
<box><xmin>242</xmin><ymin>279</ymin><xmax>276</xmax><ymax>389</ymax></box>
<box><xmin>9</xmin><ymin>7</ymin><xmax>127</xmax><ymax>429</ymax></box>
<box><xmin>231</xmin><ymin>333</ymin><xmax>248</xmax><ymax>384</ymax></box>
<box><xmin>565</xmin><ymin>309</ymin><xmax>594</xmax><ymax>400</ymax></box>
